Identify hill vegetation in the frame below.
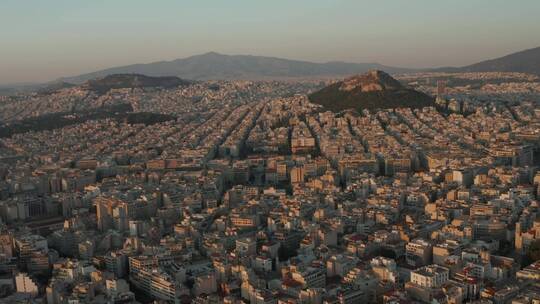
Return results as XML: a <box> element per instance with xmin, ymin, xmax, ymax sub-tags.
<box><xmin>84</xmin><ymin>74</ymin><xmax>192</xmax><ymax>94</ymax></box>
<box><xmin>0</xmin><ymin>103</ymin><xmax>176</xmax><ymax>138</ymax></box>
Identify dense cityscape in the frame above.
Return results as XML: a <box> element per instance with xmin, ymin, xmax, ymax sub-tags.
<box><xmin>0</xmin><ymin>68</ymin><xmax>539</xmax><ymax>304</ymax></box>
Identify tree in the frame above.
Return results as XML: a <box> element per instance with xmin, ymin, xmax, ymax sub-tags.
<box><xmin>278</xmin><ymin>245</ymin><xmax>298</xmax><ymax>261</ymax></box>
<box><xmin>526</xmin><ymin>239</ymin><xmax>540</xmax><ymax>266</ymax></box>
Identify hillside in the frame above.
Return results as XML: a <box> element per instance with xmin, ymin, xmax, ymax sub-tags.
<box><xmin>37</xmin><ymin>81</ymin><xmax>76</xmax><ymax>95</ymax></box>
<box><xmin>309</xmin><ymin>70</ymin><xmax>435</xmax><ymax>112</ymax></box>
<box><xmin>61</xmin><ymin>52</ymin><xmax>415</xmax><ymax>83</ymax></box>
<box><xmin>462</xmin><ymin>46</ymin><xmax>540</xmax><ymax>74</ymax></box>
<box><xmin>435</xmin><ymin>46</ymin><xmax>540</xmax><ymax>75</ymax></box>
<box><xmin>83</xmin><ymin>74</ymin><xmax>192</xmax><ymax>94</ymax></box>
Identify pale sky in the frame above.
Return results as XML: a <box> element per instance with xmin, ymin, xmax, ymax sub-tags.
<box><xmin>1</xmin><ymin>0</ymin><xmax>539</xmax><ymax>84</ymax></box>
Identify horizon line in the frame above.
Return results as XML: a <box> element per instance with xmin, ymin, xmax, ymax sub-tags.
<box><xmin>2</xmin><ymin>45</ymin><xmax>539</xmax><ymax>87</ymax></box>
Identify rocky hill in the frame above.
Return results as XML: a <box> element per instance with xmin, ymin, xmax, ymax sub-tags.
<box><xmin>309</xmin><ymin>70</ymin><xmax>435</xmax><ymax>112</ymax></box>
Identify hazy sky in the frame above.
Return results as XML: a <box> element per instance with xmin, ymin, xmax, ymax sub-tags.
<box><xmin>1</xmin><ymin>0</ymin><xmax>540</xmax><ymax>84</ymax></box>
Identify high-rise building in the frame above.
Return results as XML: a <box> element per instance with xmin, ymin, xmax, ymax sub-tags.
<box><xmin>14</xmin><ymin>234</ymin><xmax>50</xmax><ymax>274</ymax></box>
<box><xmin>436</xmin><ymin>80</ymin><xmax>446</xmax><ymax>97</ymax></box>
<box><xmin>410</xmin><ymin>264</ymin><xmax>449</xmax><ymax>288</ymax></box>
<box><xmin>95</xmin><ymin>197</ymin><xmax>129</xmax><ymax>232</ymax></box>
<box><xmin>128</xmin><ymin>256</ymin><xmax>181</xmax><ymax>301</ymax></box>
<box><xmin>15</xmin><ymin>272</ymin><xmax>39</xmax><ymax>297</ymax></box>
<box><xmin>406</xmin><ymin>238</ymin><xmax>433</xmax><ymax>267</ymax></box>
<box><xmin>290</xmin><ymin>166</ymin><xmax>305</xmax><ymax>184</ymax></box>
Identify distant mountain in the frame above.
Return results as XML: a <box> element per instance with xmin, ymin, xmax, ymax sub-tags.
<box><xmin>309</xmin><ymin>70</ymin><xmax>435</xmax><ymax>112</ymax></box>
<box><xmin>5</xmin><ymin>47</ymin><xmax>539</xmax><ymax>93</ymax></box>
<box><xmin>83</xmin><ymin>74</ymin><xmax>192</xmax><ymax>94</ymax></box>
<box><xmin>435</xmin><ymin>46</ymin><xmax>540</xmax><ymax>75</ymax></box>
<box><xmin>61</xmin><ymin>52</ymin><xmax>416</xmax><ymax>83</ymax></box>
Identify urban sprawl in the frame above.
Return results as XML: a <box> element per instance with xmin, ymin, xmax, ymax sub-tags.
<box><xmin>0</xmin><ymin>72</ymin><xmax>540</xmax><ymax>304</ymax></box>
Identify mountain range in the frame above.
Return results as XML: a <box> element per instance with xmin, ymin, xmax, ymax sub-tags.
<box><xmin>1</xmin><ymin>46</ymin><xmax>539</xmax><ymax>94</ymax></box>
<box><xmin>60</xmin><ymin>52</ymin><xmax>415</xmax><ymax>83</ymax></box>
<box><xmin>57</xmin><ymin>46</ymin><xmax>540</xmax><ymax>84</ymax></box>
